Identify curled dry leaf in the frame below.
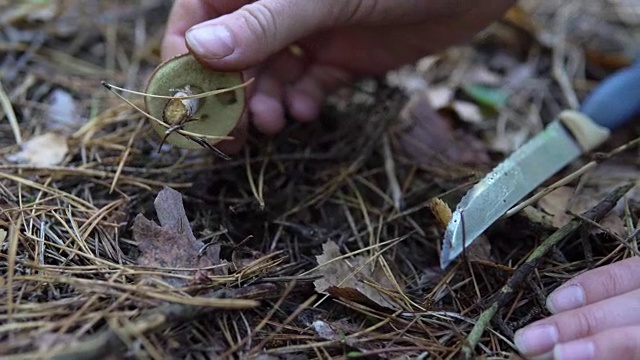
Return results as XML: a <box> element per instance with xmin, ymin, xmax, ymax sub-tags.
<box><xmin>6</xmin><ymin>132</ymin><xmax>68</xmax><ymax>167</ymax></box>
<box><xmin>134</xmin><ymin>187</ymin><xmax>225</xmax><ymax>287</ymax></box>
<box><xmin>428</xmin><ymin>197</ymin><xmax>452</xmax><ymax>231</ymax></box>
<box><xmin>313</xmin><ymin>241</ymin><xmax>401</xmax><ymax>310</ymax></box>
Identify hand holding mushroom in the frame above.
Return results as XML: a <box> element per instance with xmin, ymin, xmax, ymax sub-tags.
<box><xmin>161</xmin><ymin>0</ymin><xmax>515</xmax><ymax>153</ymax></box>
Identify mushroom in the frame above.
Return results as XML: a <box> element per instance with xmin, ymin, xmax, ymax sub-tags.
<box><xmin>144</xmin><ymin>53</ymin><xmax>247</xmax><ymax>149</ymax></box>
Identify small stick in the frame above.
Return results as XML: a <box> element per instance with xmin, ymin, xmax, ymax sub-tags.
<box><xmin>460</xmin><ymin>183</ymin><xmax>634</xmax><ymax>359</ymax></box>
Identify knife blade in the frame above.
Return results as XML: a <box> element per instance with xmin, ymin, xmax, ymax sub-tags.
<box><xmin>441</xmin><ymin>60</ymin><xmax>640</xmax><ymax>269</ymax></box>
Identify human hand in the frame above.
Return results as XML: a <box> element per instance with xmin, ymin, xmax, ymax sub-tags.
<box><xmin>161</xmin><ymin>0</ymin><xmax>515</xmax><ymax>153</ymax></box>
<box><xmin>515</xmin><ymin>256</ymin><xmax>640</xmax><ymax>359</ymax></box>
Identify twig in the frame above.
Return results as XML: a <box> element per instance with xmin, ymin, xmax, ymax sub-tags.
<box><xmin>567</xmin><ymin>210</ymin><xmax>640</xmax><ymax>257</ymax></box>
<box><xmin>460</xmin><ymin>183</ymin><xmax>634</xmax><ymax>359</ymax></box>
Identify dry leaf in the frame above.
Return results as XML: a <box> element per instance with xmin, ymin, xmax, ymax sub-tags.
<box><xmin>312</xmin><ymin>320</ymin><xmax>342</xmax><ymax>342</ymax></box>
<box><xmin>134</xmin><ymin>187</ymin><xmax>225</xmax><ymax>287</ymax></box>
<box><xmin>45</xmin><ymin>89</ymin><xmax>83</xmax><ymax>133</ymax></box>
<box><xmin>385</xmin><ymin>65</ymin><xmax>429</xmax><ymax>94</ymax></box>
<box><xmin>310</xmin><ymin>318</ymin><xmax>389</xmax><ymax>356</ymax></box>
<box><xmin>231</xmin><ymin>245</ymin><xmax>264</xmax><ymax>271</ymax></box>
<box><xmin>314</xmin><ymin>241</ymin><xmax>401</xmax><ymax>310</ymax></box>
<box><xmin>536</xmin><ymin>163</ymin><xmax>640</xmax><ymax>237</ymax></box>
<box><xmin>488</xmin><ymin>125</ymin><xmax>532</xmax><ymax>154</ymax></box>
<box><xmin>537</xmin><ymin>186</ymin><xmax>627</xmax><ymax>236</ymax></box>
<box><xmin>415</xmin><ymin>55</ymin><xmax>440</xmax><ymax>72</ymax></box>
<box><xmin>466</xmin><ymin>235</ymin><xmax>493</xmax><ymax>262</ymax></box>
<box><xmin>461</xmin><ymin>65</ymin><xmax>503</xmax><ymax>86</ymax></box>
<box><xmin>6</xmin><ymin>132</ymin><xmax>68</xmax><ymax>167</ymax></box>
<box><xmin>425</xmin><ymin>86</ymin><xmax>454</xmax><ymax>109</ymax></box>
<box><xmin>537</xmin><ymin>186</ymin><xmax>574</xmax><ymax>224</ymax></box>
<box><xmin>450</xmin><ymin>100</ymin><xmax>483</xmax><ymax>124</ymax></box>
<box><xmin>393</xmin><ymin>91</ymin><xmax>490</xmax><ymax>167</ymax></box>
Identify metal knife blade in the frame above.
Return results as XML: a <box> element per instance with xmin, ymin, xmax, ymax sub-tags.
<box><xmin>441</xmin><ymin>61</ymin><xmax>640</xmax><ymax>269</ymax></box>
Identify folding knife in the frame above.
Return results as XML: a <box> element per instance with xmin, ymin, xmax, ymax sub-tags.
<box><xmin>441</xmin><ymin>60</ymin><xmax>640</xmax><ymax>269</ymax></box>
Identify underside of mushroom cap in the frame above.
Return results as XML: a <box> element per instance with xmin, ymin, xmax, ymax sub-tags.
<box><xmin>144</xmin><ymin>53</ymin><xmax>246</xmax><ymax>149</ymax></box>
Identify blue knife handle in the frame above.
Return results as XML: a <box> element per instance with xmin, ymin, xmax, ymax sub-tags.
<box><xmin>580</xmin><ymin>60</ymin><xmax>640</xmax><ymax>130</ymax></box>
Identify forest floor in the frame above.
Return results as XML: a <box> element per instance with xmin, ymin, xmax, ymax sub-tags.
<box><xmin>1</xmin><ymin>1</ymin><xmax>640</xmax><ymax>359</ymax></box>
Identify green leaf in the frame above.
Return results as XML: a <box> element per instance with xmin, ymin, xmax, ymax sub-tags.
<box><xmin>462</xmin><ymin>84</ymin><xmax>508</xmax><ymax>110</ymax></box>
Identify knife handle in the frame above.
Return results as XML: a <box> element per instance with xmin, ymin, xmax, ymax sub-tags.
<box><xmin>580</xmin><ymin>60</ymin><xmax>640</xmax><ymax>130</ymax></box>
<box><xmin>559</xmin><ymin>110</ymin><xmax>610</xmax><ymax>152</ymax></box>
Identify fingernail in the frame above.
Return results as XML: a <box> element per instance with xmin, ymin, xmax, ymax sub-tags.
<box><xmin>186</xmin><ymin>25</ymin><xmax>234</xmax><ymax>59</ymax></box>
<box><xmin>553</xmin><ymin>340</ymin><xmax>595</xmax><ymax>360</ymax></box>
<box><xmin>514</xmin><ymin>324</ymin><xmax>559</xmax><ymax>355</ymax></box>
<box><xmin>547</xmin><ymin>284</ymin><xmax>585</xmax><ymax>313</ymax></box>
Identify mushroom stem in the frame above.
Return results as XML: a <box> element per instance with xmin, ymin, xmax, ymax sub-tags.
<box><xmin>163</xmin><ymin>85</ymin><xmax>201</xmax><ymax>126</ymax></box>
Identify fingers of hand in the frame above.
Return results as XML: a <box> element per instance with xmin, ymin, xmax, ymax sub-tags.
<box><xmin>546</xmin><ymin>257</ymin><xmax>640</xmax><ymax>314</ymax></box>
<box><xmin>515</xmin><ymin>287</ymin><xmax>640</xmax><ymax>358</ymax></box>
<box><xmin>553</xmin><ymin>326</ymin><xmax>640</xmax><ymax>360</ymax></box>
<box><xmin>285</xmin><ymin>65</ymin><xmax>351</xmax><ymax>123</ymax></box>
<box><xmin>185</xmin><ymin>0</ymin><xmax>328</xmax><ymax>70</ymax></box>
<box><xmin>182</xmin><ymin>0</ymin><xmax>463</xmax><ymax>70</ymax></box>
<box><xmin>250</xmin><ymin>73</ymin><xmax>286</xmax><ymax>135</ymax></box>
<box><xmin>249</xmin><ymin>50</ymin><xmax>351</xmax><ymax>129</ymax></box>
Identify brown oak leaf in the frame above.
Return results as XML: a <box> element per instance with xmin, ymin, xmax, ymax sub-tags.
<box><xmin>313</xmin><ymin>241</ymin><xmax>401</xmax><ymax>310</ymax></box>
<box><xmin>134</xmin><ymin>187</ymin><xmax>223</xmax><ymax>287</ymax></box>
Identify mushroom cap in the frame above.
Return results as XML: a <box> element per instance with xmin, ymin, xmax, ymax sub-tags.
<box><xmin>145</xmin><ymin>53</ymin><xmax>246</xmax><ymax>149</ymax></box>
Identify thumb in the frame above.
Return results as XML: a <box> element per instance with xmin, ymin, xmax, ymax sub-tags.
<box><xmin>183</xmin><ymin>0</ymin><xmax>427</xmax><ymax>71</ymax></box>
<box><xmin>184</xmin><ymin>0</ymin><xmax>335</xmax><ymax>70</ymax></box>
